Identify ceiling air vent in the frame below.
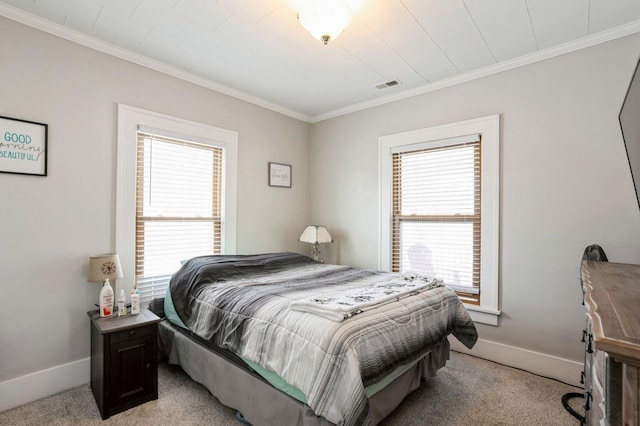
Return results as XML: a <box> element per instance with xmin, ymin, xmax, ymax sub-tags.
<box><xmin>374</xmin><ymin>80</ymin><xmax>400</xmax><ymax>90</ymax></box>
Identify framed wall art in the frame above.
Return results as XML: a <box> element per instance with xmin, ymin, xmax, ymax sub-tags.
<box><xmin>268</xmin><ymin>162</ymin><xmax>291</xmax><ymax>188</ymax></box>
<box><xmin>0</xmin><ymin>115</ymin><xmax>48</xmax><ymax>176</ymax></box>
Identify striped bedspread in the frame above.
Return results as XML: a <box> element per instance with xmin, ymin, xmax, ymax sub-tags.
<box><xmin>170</xmin><ymin>252</ymin><xmax>478</xmax><ymax>426</ymax></box>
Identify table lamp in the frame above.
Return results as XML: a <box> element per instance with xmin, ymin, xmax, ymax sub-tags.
<box><xmin>299</xmin><ymin>225</ymin><xmax>333</xmax><ymax>262</ymax></box>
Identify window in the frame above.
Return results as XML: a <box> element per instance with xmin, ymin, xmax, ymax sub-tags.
<box><xmin>392</xmin><ymin>137</ymin><xmax>481</xmax><ymax>304</ymax></box>
<box><xmin>117</xmin><ymin>105</ymin><xmax>237</xmax><ymax>304</ymax></box>
<box><xmin>379</xmin><ymin>115</ymin><xmax>500</xmax><ymax>325</ymax></box>
<box><xmin>134</xmin><ymin>131</ymin><xmax>224</xmax><ymax>302</ymax></box>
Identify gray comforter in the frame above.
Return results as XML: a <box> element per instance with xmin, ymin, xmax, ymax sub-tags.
<box><xmin>170</xmin><ymin>252</ymin><xmax>478</xmax><ymax>426</ymax></box>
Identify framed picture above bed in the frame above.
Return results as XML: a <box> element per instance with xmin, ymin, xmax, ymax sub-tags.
<box><xmin>268</xmin><ymin>162</ymin><xmax>291</xmax><ymax>188</ymax></box>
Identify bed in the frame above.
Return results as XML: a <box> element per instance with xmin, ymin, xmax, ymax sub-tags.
<box><xmin>155</xmin><ymin>252</ymin><xmax>478</xmax><ymax>426</ymax></box>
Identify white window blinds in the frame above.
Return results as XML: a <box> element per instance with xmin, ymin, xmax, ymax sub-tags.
<box><xmin>135</xmin><ymin>130</ymin><xmax>224</xmax><ymax>303</ymax></box>
<box><xmin>392</xmin><ymin>135</ymin><xmax>481</xmax><ymax>304</ymax></box>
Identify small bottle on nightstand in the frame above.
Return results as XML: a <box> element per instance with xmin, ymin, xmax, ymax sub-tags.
<box><xmin>130</xmin><ymin>286</ymin><xmax>140</xmax><ymax>315</ymax></box>
<box><xmin>118</xmin><ymin>289</ymin><xmax>126</xmax><ymax>316</ymax></box>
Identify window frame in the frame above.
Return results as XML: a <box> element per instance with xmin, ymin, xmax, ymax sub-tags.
<box><xmin>116</xmin><ymin>104</ymin><xmax>237</xmax><ymax>302</ymax></box>
<box><xmin>379</xmin><ymin>115</ymin><xmax>500</xmax><ymax>325</ymax></box>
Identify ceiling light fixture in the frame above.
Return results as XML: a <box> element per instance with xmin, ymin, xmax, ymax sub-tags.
<box><xmin>297</xmin><ymin>0</ymin><xmax>352</xmax><ymax>45</ymax></box>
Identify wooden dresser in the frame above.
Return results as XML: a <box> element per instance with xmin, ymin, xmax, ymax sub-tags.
<box><xmin>581</xmin><ymin>260</ymin><xmax>640</xmax><ymax>425</ymax></box>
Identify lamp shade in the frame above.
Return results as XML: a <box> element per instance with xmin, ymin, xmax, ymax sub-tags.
<box><xmin>88</xmin><ymin>253</ymin><xmax>123</xmax><ymax>283</ymax></box>
<box><xmin>297</xmin><ymin>0</ymin><xmax>352</xmax><ymax>44</ymax></box>
<box><xmin>299</xmin><ymin>225</ymin><xmax>333</xmax><ymax>244</ymax></box>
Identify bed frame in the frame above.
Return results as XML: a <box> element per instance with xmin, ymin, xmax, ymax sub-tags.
<box><xmin>157</xmin><ymin>318</ymin><xmax>451</xmax><ymax>426</ymax></box>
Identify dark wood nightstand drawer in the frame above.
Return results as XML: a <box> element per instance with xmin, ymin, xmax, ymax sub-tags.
<box><xmin>110</xmin><ymin>323</ymin><xmax>154</xmax><ymax>344</ymax></box>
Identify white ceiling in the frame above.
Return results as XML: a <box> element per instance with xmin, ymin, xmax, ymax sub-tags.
<box><xmin>2</xmin><ymin>0</ymin><xmax>640</xmax><ymax>121</ymax></box>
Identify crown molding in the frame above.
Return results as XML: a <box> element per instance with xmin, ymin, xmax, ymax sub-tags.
<box><xmin>0</xmin><ymin>3</ymin><xmax>312</xmax><ymax>123</ymax></box>
<box><xmin>310</xmin><ymin>19</ymin><xmax>640</xmax><ymax>123</ymax></box>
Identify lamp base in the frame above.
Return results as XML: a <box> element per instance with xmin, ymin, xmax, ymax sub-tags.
<box><xmin>311</xmin><ymin>242</ymin><xmax>320</xmax><ymax>262</ymax></box>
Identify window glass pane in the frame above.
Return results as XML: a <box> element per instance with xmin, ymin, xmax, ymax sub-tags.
<box><xmin>140</xmin><ymin>221</ymin><xmax>215</xmax><ymax>276</ymax></box>
<box><xmin>399</xmin><ymin>221</ymin><xmax>475</xmax><ymax>290</ymax></box>
<box><xmin>142</xmin><ymin>137</ymin><xmax>215</xmax><ymax>217</ymax></box>
<box><xmin>400</xmin><ymin>146</ymin><xmax>476</xmax><ymax>216</ymax></box>
<box><xmin>136</xmin><ymin>274</ymin><xmax>171</xmax><ymax>304</ymax></box>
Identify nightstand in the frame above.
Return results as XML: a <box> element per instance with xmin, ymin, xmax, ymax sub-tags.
<box><xmin>88</xmin><ymin>309</ymin><xmax>161</xmax><ymax>419</ymax></box>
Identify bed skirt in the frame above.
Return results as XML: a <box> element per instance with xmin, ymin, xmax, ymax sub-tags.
<box><xmin>158</xmin><ymin>319</ymin><xmax>450</xmax><ymax>426</ymax></box>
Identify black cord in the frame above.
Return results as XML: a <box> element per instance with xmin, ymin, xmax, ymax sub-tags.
<box><xmin>236</xmin><ymin>411</ymin><xmax>252</xmax><ymax>425</ymax></box>
<box><xmin>561</xmin><ymin>392</ymin><xmax>585</xmax><ymax>424</ymax></box>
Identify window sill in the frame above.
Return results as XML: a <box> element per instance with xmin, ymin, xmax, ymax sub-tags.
<box><xmin>464</xmin><ymin>304</ymin><xmax>501</xmax><ymax>326</ymax></box>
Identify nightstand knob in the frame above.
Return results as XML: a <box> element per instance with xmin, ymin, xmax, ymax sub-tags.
<box><xmin>146</xmin><ymin>363</ymin><xmax>151</xmax><ymax>369</ymax></box>
<box><xmin>129</xmin><ymin>330</ymin><xmax>136</xmax><ymax>336</ymax></box>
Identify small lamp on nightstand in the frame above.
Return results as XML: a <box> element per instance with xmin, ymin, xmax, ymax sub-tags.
<box><xmin>299</xmin><ymin>225</ymin><xmax>333</xmax><ymax>262</ymax></box>
<box><xmin>88</xmin><ymin>253</ymin><xmax>123</xmax><ymax>317</ymax></box>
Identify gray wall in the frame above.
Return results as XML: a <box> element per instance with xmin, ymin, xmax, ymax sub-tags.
<box><xmin>0</xmin><ymin>17</ymin><xmax>311</xmax><ymax>383</ymax></box>
<box><xmin>310</xmin><ymin>33</ymin><xmax>640</xmax><ymax>361</ymax></box>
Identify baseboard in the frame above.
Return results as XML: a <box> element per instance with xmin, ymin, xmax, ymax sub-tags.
<box><xmin>449</xmin><ymin>337</ymin><xmax>583</xmax><ymax>387</ymax></box>
<box><xmin>0</xmin><ymin>357</ymin><xmax>90</xmax><ymax>413</ymax></box>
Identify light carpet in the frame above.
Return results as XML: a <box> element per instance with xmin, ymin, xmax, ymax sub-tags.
<box><xmin>0</xmin><ymin>351</ymin><xmax>583</xmax><ymax>426</ymax></box>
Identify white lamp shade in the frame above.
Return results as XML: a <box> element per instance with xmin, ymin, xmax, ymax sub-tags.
<box><xmin>88</xmin><ymin>253</ymin><xmax>124</xmax><ymax>282</ymax></box>
<box><xmin>299</xmin><ymin>225</ymin><xmax>333</xmax><ymax>244</ymax></box>
<box><xmin>298</xmin><ymin>0</ymin><xmax>352</xmax><ymax>44</ymax></box>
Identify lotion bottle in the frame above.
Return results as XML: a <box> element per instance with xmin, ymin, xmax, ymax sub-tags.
<box><xmin>99</xmin><ymin>279</ymin><xmax>114</xmax><ymax>317</ymax></box>
<box><xmin>118</xmin><ymin>289</ymin><xmax>127</xmax><ymax>316</ymax></box>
